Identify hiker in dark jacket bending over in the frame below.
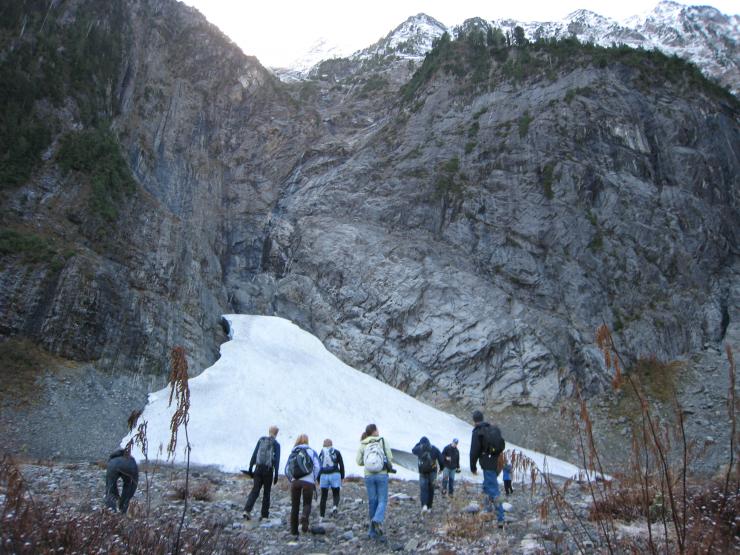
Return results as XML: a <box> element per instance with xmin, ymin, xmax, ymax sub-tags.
<box><xmin>105</xmin><ymin>448</ymin><xmax>138</xmax><ymax>514</ymax></box>
<box><xmin>441</xmin><ymin>438</ymin><xmax>461</xmax><ymax>496</ymax></box>
<box><xmin>318</xmin><ymin>438</ymin><xmax>345</xmax><ymax>517</ymax></box>
<box><xmin>470</xmin><ymin>410</ymin><xmax>505</xmax><ymax>525</ymax></box>
<box><xmin>243</xmin><ymin>425</ymin><xmax>281</xmax><ymax>520</ymax></box>
<box><xmin>412</xmin><ymin>436</ymin><xmax>443</xmax><ymax>513</ymax></box>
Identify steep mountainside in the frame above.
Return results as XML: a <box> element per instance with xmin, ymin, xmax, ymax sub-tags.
<box><xmin>0</xmin><ymin>0</ymin><xmax>738</xmax><ymax>458</ymax></box>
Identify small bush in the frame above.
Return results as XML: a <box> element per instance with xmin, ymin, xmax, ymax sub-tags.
<box><xmin>518</xmin><ymin>111</ymin><xmax>533</xmax><ymax>138</ymax></box>
<box><xmin>0</xmin><ymin>229</ymin><xmax>55</xmax><ymax>262</ymax></box>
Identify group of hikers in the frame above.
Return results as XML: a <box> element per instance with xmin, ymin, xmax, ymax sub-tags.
<box><xmin>104</xmin><ymin>410</ymin><xmax>511</xmax><ymax>542</ymax></box>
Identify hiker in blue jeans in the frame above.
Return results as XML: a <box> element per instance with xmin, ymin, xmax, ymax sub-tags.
<box><xmin>356</xmin><ymin>423</ymin><xmax>394</xmax><ymax>540</ymax></box>
<box><xmin>470</xmin><ymin>410</ymin><xmax>505</xmax><ymax>525</ymax></box>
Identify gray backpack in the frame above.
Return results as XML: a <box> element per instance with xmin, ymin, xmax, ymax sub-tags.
<box><xmin>255</xmin><ymin>437</ymin><xmax>275</xmax><ymax>468</ymax></box>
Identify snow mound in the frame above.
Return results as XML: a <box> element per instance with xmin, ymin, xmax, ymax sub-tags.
<box><xmin>124</xmin><ymin>315</ymin><xmax>582</xmax><ymax>481</ymax></box>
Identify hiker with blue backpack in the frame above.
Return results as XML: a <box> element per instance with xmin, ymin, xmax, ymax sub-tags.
<box><xmin>412</xmin><ymin>436</ymin><xmax>444</xmax><ymax>513</ymax></box>
<box><xmin>356</xmin><ymin>423</ymin><xmax>394</xmax><ymax>541</ymax></box>
<box><xmin>243</xmin><ymin>425</ymin><xmax>281</xmax><ymax>520</ymax></box>
<box><xmin>470</xmin><ymin>410</ymin><xmax>506</xmax><ymax>527</ymax></box>
<box><xmin>285</xmin><ymin>433</ymin><xmax>321</xmax><ymax>537</ymax></box>
<box><xmin>318</xmin><ymin>438</ymin><xmax>345</xmax><ymax>518</ymax></box>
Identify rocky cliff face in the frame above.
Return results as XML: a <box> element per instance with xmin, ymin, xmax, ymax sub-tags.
<box><xmin>0</xmin><ymin>0</ymin><xmax>738</xmax><ymax>457</ymax></box>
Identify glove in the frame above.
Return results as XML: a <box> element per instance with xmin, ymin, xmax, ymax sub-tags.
<box><xmin>455</xmin><ymin>468</ymin><xmax>461</xmax><ymax>473</ymax></box>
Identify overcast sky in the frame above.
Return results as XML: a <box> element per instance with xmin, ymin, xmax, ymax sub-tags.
<box><xmin>182</xmin><ymin>0</ymin><xmax>739</xmax><ymax>67</ymax></box>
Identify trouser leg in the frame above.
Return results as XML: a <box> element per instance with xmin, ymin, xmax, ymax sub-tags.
<box><xmin>104</xmin><ymin>471</ymin><xmax>120</xmax><ymax>512</ymax></box>
<box><xmin>244</xmin><ymin>471</ymin><xmax>264</xmax><ymax>512</ymax></box>
<box><xmin>290</xmin><ymin>482</ymin><xmax>301</xmax><ymax>535</ymax></box>
<box><xmin>331</xmin><ymin>487</ymin><xmax>340</xmax><ymax>508</ymax></box>
<box><xmin>260</xmin><ymin>471</ymin><xmax>273</xmax><ymax>518</ymax></box>
<box><xmin>119</xmin><ymin>473</ymin><xmax>137</xmax><ymax>514</ymax></box>
<box><xmin>320</xmin><ymin>487</ymin><xmax>329</xmax><ymax>517</ymax></box>
<box><xmin>300</xmin><ymin>483</ymin><xmax>313</xmax><ymax>532</ymax></box>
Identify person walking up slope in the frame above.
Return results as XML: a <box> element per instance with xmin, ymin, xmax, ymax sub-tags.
<box><xmin>356</xmin><ymin>423</ymin><xmax>394</xmax><ymax>541</ymax></box>
<box><xmin>243</xmin><ymin>425</ymin><xmax>281</xmax><ymax>520</ymax></box>
<box><xmin>285</xmin><ymin>434</ymin><xmax>321</xmax><ymax>537</ymax></box>
<box><xmin>105</xmin><ymin>448</ymin><xmax>138</xmax><ymax>514</ymax></box>
<box><xmin>318</xmin><ymin>438</ymin><xmax>345</xmax><ymax>518</ymax></box>
<box><xmin>441</xmin><ymin>438</ymin><xmax>461</xmax><ymax>497</ymax></box>
<box><xmin>412</xmin><ymin>436</ymin><xmax>443</xmax><ymax>513</ymax></box>
<box><xmin>503</xmin><ymin>461</ymin><xmax>513</xmax><ymax>495</ymax></box>
<box><xmin>470</xmin><ymin>410</ymin><xmax>506</xmax><ymax>526</ymax></box>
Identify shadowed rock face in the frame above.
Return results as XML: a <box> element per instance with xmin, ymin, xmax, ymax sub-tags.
<box><xmin>1</xmin><ymin>0</ymin><xmax>738</xmax><ymax>418</ymax></box>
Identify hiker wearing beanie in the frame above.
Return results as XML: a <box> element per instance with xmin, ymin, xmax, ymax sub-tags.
<box><xmin>470</xmin><ymin>410</ymin><xmax>506</xmax><ymax>526</ymax></box>
<box><xmin>318</xmin><ymin>438</ymin><xmax>345</xmax><ymax>518</ymax></box>
<box><xmin>412</xmin><ymin>436</ymin><xmax>444</xmax><ymax>513</ymax></box>
<box><xmin>441</xmin><ymin>438</ymin><xmax>461</xmax><ymax>496</ymax></box>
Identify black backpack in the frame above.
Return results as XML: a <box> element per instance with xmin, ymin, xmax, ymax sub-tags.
<box><xmin>417</xmin><ymin>444</ymin><xmax>436</xmax><ymax>474</ymax></box>
<box><xmin>255</xmin><ymin>437</ymin><xmax>275</xmax><ymax>468</ymax></box>
<box><xmin>286</xmin><ymin>447</ymin><xmax>314</xmax><ymax>481</ymax></box>
<box><xmin>480</xmin><ymin>425</ymin><xmax>505</xmax><ymax>456</ymax></box>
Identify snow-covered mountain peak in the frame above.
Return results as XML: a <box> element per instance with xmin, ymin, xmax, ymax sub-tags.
<box><xmin>359</xmin><ymin>12</ymin><xmax>447</xmax><ymax>61</ymax></box>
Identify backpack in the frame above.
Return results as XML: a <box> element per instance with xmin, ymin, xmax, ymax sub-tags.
<box><xmin>480</xmin><ymin>425</ymin><xmax>505</xmax><ymax>456</ymax></box>
<box><xmin>285</xmin><ymin>447</ymin><xmax>314</xmax><ymax>481</ymax></box>
<box><xmin>417</xmin><ymin>444</ymin><xmax>436</xmax><ymax>474</ymax></box>
<box><xmin>255</xmin><ymin>437</ymin><xmax>275</xmax><ymax>468</ymax></box>
<box><xmin>320</xmin><ymin>448</ymin><xmax>338</xmax><ymax>472</ymax></box>
<box><xmin>363</xmin><ymin>439</ymin><xmax>386</xmax><ymax>473</ymax></box>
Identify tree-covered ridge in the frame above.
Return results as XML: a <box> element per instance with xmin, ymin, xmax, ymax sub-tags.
<box><xmin>401</xmin><ymin>26</ymin><xmax>739</xmax><ymax>106</ymax></box>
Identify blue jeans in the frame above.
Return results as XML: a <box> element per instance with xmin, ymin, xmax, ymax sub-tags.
<box><xmin>364</xmin><ymin>473</ymin><xmax>388</xmax><ymax>535</ymax></box>
<box><xmin>441</xmin><ymin>468</ymin><xmax>455</xmax><ymax>495</ymax></box>
<box><xmin>482</xmin><ymin>470</ymin><xmax>505</xmax><ymax>522</ymax></box>
<box><xmin>419</xmin><ymin>471</ymin><xmax>437</xmax><ymax>507</ymax></box>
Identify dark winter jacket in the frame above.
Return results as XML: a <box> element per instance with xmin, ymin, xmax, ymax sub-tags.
<box><xmin>412</xmin><ymin>437</ymin><xmax>443</xmax><ymax>474</ymax></box>
<box><xmin>441</xmin><ymin>443</ymin><xmax>460</xmax><ymax>470</ymax></box>
<box><xmin>248</xmin><ymin>436</ymin><xmax>281</xmax><ymax>483</ymax></box>
<box><xmin>318</xmin><ymin>447</ymin><xmax>345</xmax><ymax>479</ymax></box>
<box><xmin>470</xmin><ymin>422</ymin><xmax>503</xmax><ymax>473</ymax></box>
<box><xmin>107</xmin><ymin>449</ymin><xmax>139</xmax><ymax>483</ymax></box>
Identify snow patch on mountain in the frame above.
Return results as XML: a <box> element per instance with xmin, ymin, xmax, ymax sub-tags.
<box><xmin>123</xmin><ymin>315</ymin><xmax>582</xmax><ymax>481</ymax></box>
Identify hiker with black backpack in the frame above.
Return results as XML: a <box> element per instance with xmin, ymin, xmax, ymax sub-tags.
<box><xmin>470</xmin><ymin>410</ymin><xmax>506</xmax><ymax>526</ymax></box>
<box><xmin>356</xmin><ymin>423</ymin><xmax>394</xmax><ymax>541</ymax></box>
<box><xmin>318</xmin><ymin>438</ymin><xmax>345</xmax><ymax>518</ymax></box>
<box><xmin>412</xmin><ymin>436</ymin><xmax>443</xmax><ymax>513</ymax></box>
<box><xmin>441</xmin><ymin>438</ymin><xmax>461</xmax><ymax>497</ymax></box>
<box><xmin>243</xmin><ymin>425</ymin><xmax>281</xmax><ymax>521</ymax></box>
<box><xmin>284</xmin><ymin>434</ymin><xmax>320</xmax><ymax>538</ymax></box>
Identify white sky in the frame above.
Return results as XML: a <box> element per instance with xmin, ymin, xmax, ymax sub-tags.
<box><xmin>181</xmin><ymin>0</ymin><xmax>738</xmax><ymax>67</ymax></box>
<box><xmin>124</xmin><ymin>314</ymin><xmax>584</xmax><ymax>480</ymax></box>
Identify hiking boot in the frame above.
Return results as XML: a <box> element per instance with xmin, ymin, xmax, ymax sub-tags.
<box><xmin>421</xmin><ymin>505</ymin><xmax>429</xmax><ymax>514</ymax></box>
<box><xmin>371</xmin><ymin>520</ymin><xmax>384</xmax><ymax>537</ymax></box>
<box><xmin>330</xmin><ymin>506</ymin><xmax>338</xmax><ymax>516</ymax></box>
<box><xmin>242</xmin><ymin>511</ymin><xmax>251</xmax><ymax>520</ymax></box>
<box><xmin>300</xmin><ymin>517</ymin><xmax>309</xmax><ymax>533</ymax></box>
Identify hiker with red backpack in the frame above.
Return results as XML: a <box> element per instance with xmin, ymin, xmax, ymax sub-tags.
<box><xmin>412</xmin><ymin>436</ymin><xmax>444</xmax><ymax>513</ymax></box>
<box><xmin>470</xmin><ymin>410</ymin><xmax>506</xmax><ymax>526</ymax></box>
<box><xmin>318</xmin><ymin>438</ymin><xmax>345</xmax><ymax>518</ymax></box>
<box><xmin>356</xmin><ymin>423</ymin><xmax>394</xmax><ymax>541</ymax></box>
<box><xmin>243</xmin><ymin>425</ymin><xmax>281</xmax><ymax>521</ymax></box>
<box><xmin>285</xmin><ymin>434</ymin><xmax>321</xmax><ymax>538</ymax></box>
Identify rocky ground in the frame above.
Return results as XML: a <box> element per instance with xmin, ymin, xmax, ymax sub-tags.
<box><xmin>6</xmin><ymin>459</ymin><xmax>660</xmax><ymax>554</ymax></box>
